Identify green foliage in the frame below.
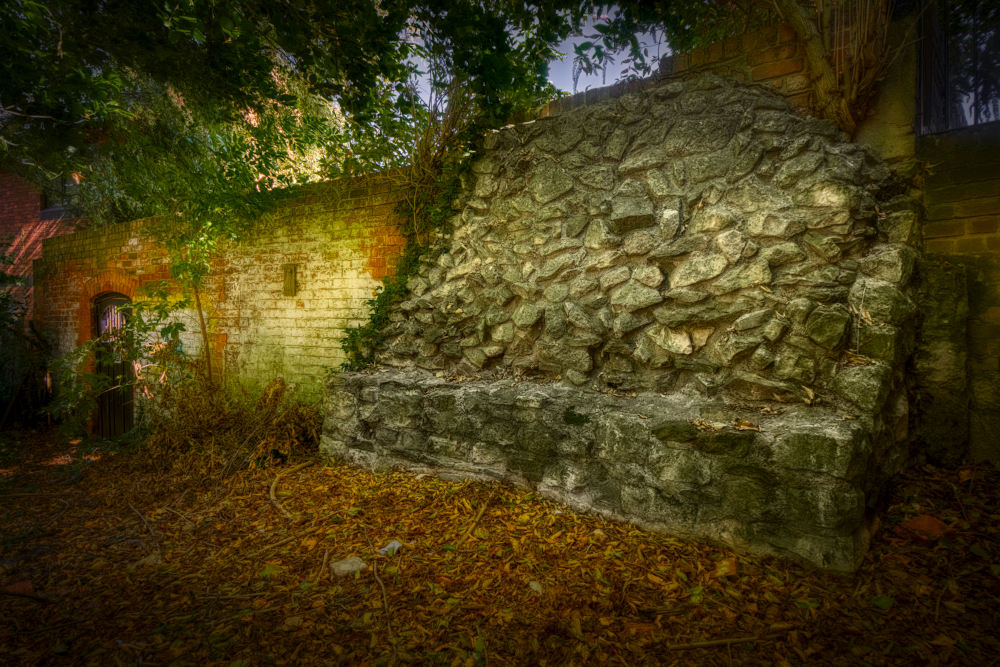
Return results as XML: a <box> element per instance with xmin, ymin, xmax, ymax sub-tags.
<box><xmin>338</xmin><ymin>158</ymin><xmax>467</xmax><ymax>370</ymax></box>
<box><xmin>43</xmin><ymin>282</ymin><xmax>193</xmax><ymax>436</ymax></box>
<box><xmin>566</xmin><ymin>1</ymin><xmax>779</xmax><ymax>87</ymax></box>
<box><xmin>2</xmin><ymin>0</ymin><xmax>590</xmax><ymax>294</ymax></box>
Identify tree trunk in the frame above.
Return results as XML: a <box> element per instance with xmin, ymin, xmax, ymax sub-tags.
<box><xmin>773</xmin><ymin>0</ymin><xmax>857</xmax><ymax>136</ymax></box>
<box><xmin>193</xmin><ymin>285</ymin><xmax>213</xmax><ymax>384</ymax></box>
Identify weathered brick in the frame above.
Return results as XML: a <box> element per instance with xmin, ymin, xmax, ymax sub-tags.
<box><xmin>955</xmin><ymin>237</ymin><xmax>988</xmax><ymax>253</ymax></box>
<box><xmin>924</xmin><ymin>220</ymin><xmax>966</xmax><ymax>238</ymax></box>
<box><xmin>954</xmin><ymin>198</ymin><xmax>1000</xmax><ymax>219</ymax></box>
<box><xmin>966</xmin><ymin>216</ymin><xmax>999</xmax><ymax>235</ymax></box>
<box><xmin>747</xmin><ymin>43</ymin><xmax>798</xmax><ymax>67</ymax></box>
<box><xmin>925</xmin><ymin>238</ymin><xmax>956</xmax><ymax>254</ymax></box>
<box><xmin>708</xmin><ymin>42</ymin><xmax>724</xmax><ymax>63</ymax></box>
<box><xmin>752</xmin><ymin>58</ymin><xmax>804</xmax><ymax>81</ymax></box>
<box><xmin>723</xmin><ymin>36</ymin><xmax>742</xmax><ymax>59</ymax></box>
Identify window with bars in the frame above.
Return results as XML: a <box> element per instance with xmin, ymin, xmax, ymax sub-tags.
<box><xmin>918</xmin><ymin>0</ymin><xmax>1000</xmax><ymax>134</ymax></box>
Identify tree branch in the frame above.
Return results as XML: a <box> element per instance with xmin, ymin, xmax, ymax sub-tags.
<box><xmin>772</xmin><ymin>0</ymin><xmax>856</xmax><ymax>136</ymax></box>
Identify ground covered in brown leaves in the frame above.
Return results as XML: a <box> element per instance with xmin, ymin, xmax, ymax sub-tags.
<box><xmin>1</xmin><ymin>427</ymin><xmax>998</xmax><ymax>667</ymax></box>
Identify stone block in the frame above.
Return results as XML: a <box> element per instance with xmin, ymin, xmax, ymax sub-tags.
<box><xmin>805</xmin><ymin>305</ymin><xmax>851</xmax><ymax>350</ymax></box>
<box><xmin>610</xmin><ymin>282</ymin><xmax>663</xmax><ymax>313</ymax></box>
<box><xmin>669</xmin><ymin>253</ymin><xmax>729</xmax><ymax>288</ymax></box>
<box><xmin>848</xmin><ymin>279</ymin><xmax>915</xmax><ymax>326</ymax></box>
<box><xmin>609</xmin><ymin>198</ymin><xmax>655</xmax><ymax>234</ymax></box>
<box><xmin>830</xmin><ymin>364</ymin><xmax>893</xmax><ymax>413</ymax></box>
<box><xmin>858</xmin><ymin>244</ymin><xmax>917</xmax><ymax>285</ymax></box>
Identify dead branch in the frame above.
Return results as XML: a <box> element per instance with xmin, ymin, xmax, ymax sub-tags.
<box><xmin>665</xmin><ymin>634</ymin><xmax>779</xmax><ymax>650</ymax></box>
<box><xmin>269</xmin><ymin>461</ymin><xmax>314</xmax><ymax>521</ymax></box>
<box><xmin>455</xmin><ymin>492</ymin><xmax>493</xmax><ymax>549</ymax></box>
<box><xmin>128</xmin><ymin>502</ymin><xmax>161</xmax><ymax>552</ymax></box>
<box><xmin>251</xmin><ymin>512</ymin><xmax>335</xmax><ymax>556</ymax></box>
<box><xmin>313</xmin><ymin>548</ymin><xmax>331</xmax><ymax>584</ymax></box>
<box><xmin>0</xmin><ymin>590</ymin><xmax>55</xmax><ymax>604</ymax></box>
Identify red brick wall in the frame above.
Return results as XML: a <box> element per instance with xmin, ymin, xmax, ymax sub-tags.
<box><xmin>33</xmin><ymin>175</ymin><xmax>407</xmax><ymax>399</ymax></box>
<box><xmin>0</xmin><ymin>170</ymin><xmax>77</xmax><ymax>319</ymax></box>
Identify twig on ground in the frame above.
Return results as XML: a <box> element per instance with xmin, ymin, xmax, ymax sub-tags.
<box><xmin>128</xmin><ymin>502</ymin><xmax>160</xmax><ymax>552</ymax></box>
<box><xmin>934</xmin><ymin>566</ymin><xmax>953</xmax><ymax>624</ymax></box>
<box><xmin>952</xmin><ymin>484</ymin><xmax>971</xmax><ymax>525</ymax></box>
<box><xmin>3</xmin><ymin>530</ymin><xmax>59</xmax><ymax>545</ymax></box>
<box><xmin>455</xmin><ymin>491</ymin><xmax>493</xmax><ymax>549</ymax></box>
<box><xmin>0</xmin><ymin>618</ymin><xmax>89</xmax><ymax>637</ymax></box>
<box><xmin>251</xmin><ymin>512</ymin><xmax>336</xmax><ymax>556</ymax></box>
<box><xmin>664</xmin><ymin>635</ymin><xmax>778</xmax><ymax>651</ymax></box>
<box><xmin>269</xmin><ymin>461</ymin><xmax>314</xmax><ymax>521</ymax></box>
<box><xmin>162</xmin><ymin>507</ymin><xmax>193</xmax><ymax>521</ymax></box>
<box><xmin>0</xmin><ymin>590</ymin><xmax>55</xmax><ymax>603</ymax></box>
<box><xmin>364</xmin><ymin>528</ymin><xmax>394</xmax><ymax>643</ymax></box>
<box><xmin>1</xmin><ymin>492</ymin><xmax>76</xmax><ymax>498</ymax></box>
<box><xmin>372</xmin><ymin>560</ymin><xmax>391</xmax><ymax>633</ymax></box>
<box><xmin>314</xmin><ymin>548</ymin><xmax>331</xmax><ymax>584</ymax></box>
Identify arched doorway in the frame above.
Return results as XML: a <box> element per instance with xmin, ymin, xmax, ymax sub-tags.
<box><xmin>93</xmin><ymin>292</ymin><xmax>134</xmax><ymax>437</ymax></box>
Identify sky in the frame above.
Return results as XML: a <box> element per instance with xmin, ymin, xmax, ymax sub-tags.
<box><xmin>546</xmin><ymin>19</ymin><xmax>670</xmax><ymax>95</ymax></box>
<box><xmin>408</xmin><ymin>16</ymin><xmax>670</xmax><ymax>104</ymax></box>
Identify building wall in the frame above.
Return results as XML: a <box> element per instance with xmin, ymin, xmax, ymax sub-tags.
<box><xmin>0</xmin><ymin>170</ymin><xmax>77</xmax><ymax>319</ymax></box>
<box><xmin>920</xmin><ymin>122</ymin><xmax>1000</xmax><ymax>460</ymax></box>
<box><xmin>33</xmin><ymin>175</ymin><xmax>407</xmax><ymax>401</ymax></box>
<box><xmin>540</xmin><ymin>18</ymin><xmax>919</xmax><ymax>171</ymax></box>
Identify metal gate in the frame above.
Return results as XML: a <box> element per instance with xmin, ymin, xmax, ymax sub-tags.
<box><xmin>94</xmin><ymin>293</ymin><xmax>134</xmax><ymax>437</ymax></box>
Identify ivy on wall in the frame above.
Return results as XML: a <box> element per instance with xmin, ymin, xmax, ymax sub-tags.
<box><xmin>339</xmin><ymin>157</ymin><xmax>468</xmax><ymax>371</ymax></box>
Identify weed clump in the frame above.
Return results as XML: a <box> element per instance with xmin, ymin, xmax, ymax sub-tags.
<box><xmin>83</xmin><ymin>362</ymin><xmax>321</xmax><ymax>510</ymax></box>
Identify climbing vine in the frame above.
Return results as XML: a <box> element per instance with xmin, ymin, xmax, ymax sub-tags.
<box><xmin>338</xmin><ymin>73</ymin><xmax>493</xmax><ymax>370</ymax></box>
<box><xmin>339</xmin><ymin>155</ymin><xmax>469</xmax><ymax>371</ymax></box>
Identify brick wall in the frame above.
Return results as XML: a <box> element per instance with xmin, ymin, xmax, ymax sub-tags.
<box><xmin>919</xmin><ymin>122</ymin><xmax>1000</xmax><ymax>460</ymax></box>
<box><xmin>33</xmin><ymin>174</ymin><xmax>407</xmax><ymax>401</ymax></box>
<box><xmin>540</xmin><ymin>25</ymin><xmax>812</xmax><ymax>118</ymax></box>
<box><xmin>0</xmin><ymin>170</ymin><xmax>77</xmax><ymax>319</ymax></box>
<box><xmin>538</xmin><ymin>19</ymin><xmax>919</xmax><ymax>169</ymax></box>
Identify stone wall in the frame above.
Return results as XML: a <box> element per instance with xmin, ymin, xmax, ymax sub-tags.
<box><xmin>321</xmin><ymin>73</ymin><xmax>924</xmax><ymax>572</ymax></box>
<box><xmin>540</xmin><ymin>25</ymin><xmax>814</xmax><ymax>120</ymax></box>
<box><xmin>919</xmin><ymin>122</ymin><xmax>1000</xmax><ymax>461</ymax></box>
<box><xmin>324</xmin><ymin>370</ymin><xmax>882</xmax><ymax>572</ymax></box>
<box><xmin>33</xmin><ymin>175</ymin><xmax>407</xmax><ymax>401</ymax></box>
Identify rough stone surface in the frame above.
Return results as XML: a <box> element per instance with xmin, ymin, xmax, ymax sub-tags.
<box><xmin>830</xmin><ymin>364</ymin><xmax>893</xmax><ymax>413</ymax></box>
<box><xmin>322</xmin><ymin>370</ymin><xmax>892</xmax><ymax>573</ymax></box>
<box><xmin>325</xmin><ymin>74</ymin><xmax>923</xmax><ymax>574</ymax></box>
<box><xmin>670</xmin><ymin>254</ymin><xmax>729</xmax><ymax>288</ymax></box>
<box><xmin>329</xmin><ymin>556</ymin><xmax>367</xmax><ymax>577</ymax></box>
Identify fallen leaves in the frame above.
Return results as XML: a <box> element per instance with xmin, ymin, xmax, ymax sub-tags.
<box><xmin>0</xmin><ymin>432</ymin><xmax>998</xmax><ymax>666</ymax></box>
<box><xmin>895</xmin><ymin>515</ymin><xmax>955</xmax><ymax>546</ymax></box>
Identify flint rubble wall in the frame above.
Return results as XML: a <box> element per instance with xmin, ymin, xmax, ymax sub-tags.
<box><xmin>321</xmin><ymin>73</ymin><xmax>924</xmax><ymax>572</ymax></box>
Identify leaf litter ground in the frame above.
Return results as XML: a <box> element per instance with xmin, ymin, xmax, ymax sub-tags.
<box><xmin>1</xmin><ymin>428</ymin><xmax>998</xmax><ymax>667</ymax></box>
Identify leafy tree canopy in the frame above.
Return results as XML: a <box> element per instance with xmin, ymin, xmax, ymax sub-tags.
<box><xmin>1</xmin><ymin>0</ymin><xmax>904</xmax><ymax>270</ymax></box>
<box><xmin>1</xmin><ymin>0</ymin><xmax>581</xmax><ymax>182</ymax></box>
<box><xmin>0</xmin><ymin>0</ymin><xmax>587</xmax><ymax>284</ymax></box>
